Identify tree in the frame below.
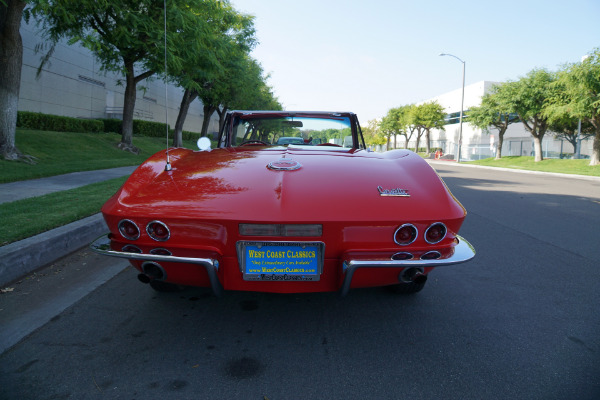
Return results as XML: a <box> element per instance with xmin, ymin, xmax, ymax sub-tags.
<box><xmin>380</xmin><ymin>105</ymin><xmax>414</xmax><ymax>151</ymax></box>
<box><xmin>171</xmin><ymin>2</ymin><xmax>256</xmax><ymax>146</ymax></box>
<box><xmin>548</xmin><ymin>115</ymin><xmax>594</xmax><ymax>157</ymax></box>
<box><xmin>418</xmin><ymin>101</ymin><xmax>446</xmax><ymax>154</ymax></box>
<box><xmin>409</xmin><ymin>102</ymin><xmax>445</xmax><ymax>154</ymax></box>
<box><xmin>380</xmin><ymin>108</ymin><xmax>402</xmax><ymax>150</ymax></box>
<box><xmin>0</xmin><ymin>0</ymin><xmax>30</xmax><ymax>161</ymax></box>
<box><xmin>550</xmin><ymin>49</ymin><xmax>600</xmax><ymax>165</ymax></box>
<box><xmin>505</xmin><ymin>69</ymin><xmax>557</xmax><ymax>162</ymax></box>
<box><xmin>200</xmin><ymin>57</ymin><xmax>281</xmax><ymax>137</ymax></box>
<box><xmin>362</xmin><ymin>119</ymin><xmax>386</xmax><ymax>148</ymax></box>
<box><xmin>31</xmin><ymin>0</ymin><xmax>220</xmax><ymax>153</ymax></box>
<box><xmin>467</xmin><ymin>83</ymin><xmax>519</xmax><ymax>159</ymax></box>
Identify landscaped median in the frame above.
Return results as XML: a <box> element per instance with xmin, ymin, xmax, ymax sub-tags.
<box><xmin>464</xmin><ymin>156</ymin><xmax>600</xmax><ymax>177</ymax></box>
<box><xmin>0</xmin><ymin>177</ymin><xmax>127</xmax><ymax>246</ymax></box>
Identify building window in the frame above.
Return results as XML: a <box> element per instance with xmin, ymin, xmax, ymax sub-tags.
<box><xmin>78</xmin><ymin>75</ymin><xmax>105</xmax><ymax>87</ymax></box>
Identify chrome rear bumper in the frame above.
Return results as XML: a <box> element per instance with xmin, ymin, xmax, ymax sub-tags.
<box><xmin>339</xmin><ymin>235</ymin><xmax>475</xmax><ymax>296</ymax></box>
<box><xmin>90</xmin><ymin>234</ymin><xmax>223</xmax><ymax>296</ymax></box>
<box><xmin>91</xmin><ymin>234</ymin><xmax>475</xmax><ymax>297</ymax></box>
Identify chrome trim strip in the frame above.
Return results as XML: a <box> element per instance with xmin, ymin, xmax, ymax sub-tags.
<box><xmin>90</xmin><ymin>234</ymin><xmax>223</xmax><ymax>296</ymax></box>
<box><xmin>339</xmin><ymin>235</ymin><xmax>475</xmax><ymax>296</ymax></box>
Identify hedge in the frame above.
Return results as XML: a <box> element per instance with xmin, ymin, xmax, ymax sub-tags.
<box><xmin>17</xmin><ymin>111</ymin><xmax>103</xmax><ymax>133</ymax></box>
<box><xmin>17</xmin><ymin>112</ymin><xmax>202</xmax><ymax>141</ymax></box>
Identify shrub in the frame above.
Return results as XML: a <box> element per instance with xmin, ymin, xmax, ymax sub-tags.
<box><xmin>133</xmin><ymin>120</ymin><xmax>169</xmax><ymax>137</ymax></box>
<box><xmin>16</xmin><ymin>111</ymin><xmax>206</xmax><ymax>140</ymax></box>
<box><xmin>100</xmin><ymin>118</ymin><xmax>122</xmax><ymax>134</ymax></box>
<box><xmin>17</xmin><ymin>111</ymin><xmax>103</xmax><ymax>133</ymax></box>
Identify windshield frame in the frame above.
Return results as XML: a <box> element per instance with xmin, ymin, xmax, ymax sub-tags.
<box><xmin>218</xmin><ymin>111</ymin><xmax>366</xmax><ymax>150</ymax></box>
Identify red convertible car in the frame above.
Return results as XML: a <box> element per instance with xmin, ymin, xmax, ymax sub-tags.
<box><xmin>91</xmin><ymin>111</ymin><xmax>475</xmax><ymax>296</ymax></box>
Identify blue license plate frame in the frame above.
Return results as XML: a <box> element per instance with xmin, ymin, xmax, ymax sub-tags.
<box><xmin>237</xmin><ymin>241</ymin><xmax>325</xmax><ymax>282</ymax></box>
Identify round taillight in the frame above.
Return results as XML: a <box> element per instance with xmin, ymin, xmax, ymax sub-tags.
<box><xmin>118</xmin><ymin>219</ymin><xmax>140</xmax><ymax>240</ymax></box>
<box><xmin>425</xmin><ymin>222</ymin><xmax>447</xmax><ymax>244</ymax></box>
<box><xmin>391</xmin><ymin>252</ymin><xmax>414</xmax><ymax>261</ymax></box>
<box><xmin>122</xmin><ymin>245</ymin><xmax>142</xmax><ymax>253</ymax></box>
<box><xmin>150</xmin><ymin>248</ymin><xmax>172</xmax><ymax>256</ymax></box>
<box><xmin>421</xmin><ymin>251</ymin><xmax>441</xmax><ymax>260</ymax></box>
<box><xmin>147</xmin><ymin>221</ymin><xmax>170</xmax><ymax>242</ymax></box>
<box><xmin>394</xmin><ymin>224</ymin><xmax>417</xmax><ymax>245</ymax></box>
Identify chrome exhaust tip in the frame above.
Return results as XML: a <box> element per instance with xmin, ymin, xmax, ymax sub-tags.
<box><xmin>142</xmin><ymin>261</ymin><xmax>166</xmax><ymax>281</ymax></box>
<box><xmin>400</xmin><ymin>267</ymin><xmax>428</xmax><ymax>284</ymax></box>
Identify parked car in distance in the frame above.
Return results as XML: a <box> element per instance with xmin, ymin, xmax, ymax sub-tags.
<box><xmin>91</xmin><ymin>111</ymin><xmax>475</xmax><ymax>296</ymax></box>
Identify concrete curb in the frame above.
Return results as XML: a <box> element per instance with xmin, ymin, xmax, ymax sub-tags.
<box><xmin>0</xmin><ymin>214</ymin><xmax>107</xmax><ymax>287</ymax></box>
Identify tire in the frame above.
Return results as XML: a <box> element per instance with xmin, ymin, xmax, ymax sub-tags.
<box><xmin>149</xmin><ymin>280</ymin><xmax>184</xmax><ymax>292</ymax></box>
<box><xmin>387</xmin><ymin>281</ymin><xmax>426</xmax><ymax>294</ymax></box>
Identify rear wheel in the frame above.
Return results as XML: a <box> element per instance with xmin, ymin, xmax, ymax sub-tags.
<box><xmin>387</xmin><ymin>281</ymin><xmax>426</xmax><ymax>294</ymax></box>
<box><xmin>149</xmin><ymin>280</ymin><xmax>184</xmax><ymax>292</ymax></box>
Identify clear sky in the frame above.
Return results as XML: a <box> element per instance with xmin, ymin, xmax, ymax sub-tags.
<box><xmin>230</xmin><ymin>0</ymin><xmax>600</xmax><ymax>122</ymax></box>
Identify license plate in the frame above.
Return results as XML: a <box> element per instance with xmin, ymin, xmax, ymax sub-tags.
<box><xmin>237</xmin><ymin>241</ymin><xmax>324</xmax><ymax>281</ymax></box>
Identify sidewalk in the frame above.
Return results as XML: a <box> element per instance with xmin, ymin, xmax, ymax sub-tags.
<box><xmin>0</xmin><ymin>166</ymin><xmax>137</xmax><ymax>287</ymax></box>
<box><xmin>0</xmin><ymin>166</ymin><xmax>137</xmax><ymax>204</ymax></box>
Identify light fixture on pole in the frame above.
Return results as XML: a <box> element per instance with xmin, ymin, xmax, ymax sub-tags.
<box><xmin>439</xmin><ymin>53</ymin><xmax>465</xmax><ymax>163</ymax></box>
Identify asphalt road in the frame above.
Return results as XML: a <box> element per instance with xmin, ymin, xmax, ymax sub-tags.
<box><xmin>1</xmin><ymin>163</ymin><xmax>599</xmax><ymax>400</ymax></box>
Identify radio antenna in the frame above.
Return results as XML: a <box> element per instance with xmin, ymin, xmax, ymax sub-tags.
<box><xmin>164</xmin><ymin>0</ymin><xmax>172</xmax><ymax>171</ymax></box>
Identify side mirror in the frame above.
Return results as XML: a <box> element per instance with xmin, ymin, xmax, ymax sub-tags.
<box><xmin>197</xmin><ymin>137</ymin><xmax>212</xmax><ymax>152</ymax></box>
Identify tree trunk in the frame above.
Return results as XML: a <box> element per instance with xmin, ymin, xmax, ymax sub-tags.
<box><xmin>589</xmin><ymin>115</ymin><xmax>600</xmax><ymax>166</ymax></box>
<box><xmin>119</xmin><ymin>62</ymin><xmax>154</xmax><ymax>153</ymax></box>
<box><xmin>217</xmin><ymin>106</ymin><xmax>228</xmax><ymax>134</ymax></box>
<box><xmin>0</xmin><ymin>0</ymin><xmax>26</xmax><ymax>161</ymax></box>
<box><xmin>590</xmin><ymin>130</ymin><xmax>600</xmax><ymax>166</ymax></box>
<box><xmin>173</xmin><ymin>88</ymin><xmax>198</xmax><ymax>147</ymax></box>
<box><xmin>495</xmin><ymin>127</ymin><xmax>506</xmax><ymax>160</ymax></box>
<box><xmin>200</xmin><ymin>104</ymin><xmax>216</xmax><ymax>137</ymax></box>
<box><xmin>532</xmin><ymin>135</ymin><xmax>544</xmax><ymax>162</ymax></box>
<box><xmin>120</xmin><ymin>62</ymin><xmax>137</xmax><ymax>152</ymax></box>
<box><xmin>425</xmin><ymin>129</ymin><xmax>431</xmax><ymax>154</ymax></box>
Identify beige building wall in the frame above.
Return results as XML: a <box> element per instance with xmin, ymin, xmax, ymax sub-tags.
<box><xmin>18</xmin><ymin>19</ymin><xmax>218</xmax><ymax>135</ymax></box>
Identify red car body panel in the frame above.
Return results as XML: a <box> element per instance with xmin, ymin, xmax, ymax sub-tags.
<box><xmin>92</xmin><ymin>111</ymin><xmax>474</xmax><ymax>295</ymax></box>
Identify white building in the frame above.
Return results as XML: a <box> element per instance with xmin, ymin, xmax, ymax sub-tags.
<box><xmin>406</xmin><ymin>81</ymin><xmax>593</xmax><ymax>160</ymax></box>
<box><xmin>18</xmin><ymin>19</ymin><xmax>218</xmax><ymax>135</ymax></box>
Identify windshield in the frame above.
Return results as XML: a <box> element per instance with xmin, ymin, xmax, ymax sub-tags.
<box><xmin>229</xmin><ymin>115</ymin><xmax>356</xmax><ymax>148</ymax></box>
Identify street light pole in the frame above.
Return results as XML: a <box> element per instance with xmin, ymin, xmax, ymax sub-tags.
<box><xmin>440</xmin><ymin>53</ymin><xmax>465</xmax><ymax>163</ymax></box>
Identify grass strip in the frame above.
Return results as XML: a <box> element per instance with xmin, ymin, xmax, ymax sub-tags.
<box><xmin>0</xmin><ymin>176</ymin><xmax>127</xmax><ymax>246</ymax></box>
<box><xmin>465</xmin><ymin>156</ymin><xmax>600</xmax><ymax>177</ymax></box>
<box><xmin>1</xmin><ymin>129</ymin><xmax>199</xmax><ymax>183</ymax></box>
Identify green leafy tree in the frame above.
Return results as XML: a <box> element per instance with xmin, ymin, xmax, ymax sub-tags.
<box><xmin>548</xmin><ymin>114</ymin><xmax>594</xmax><ymax>157</ymax></box>
<box><xmin>171</xmin><ymin>3</ymin><xmax>256</xmax><ymax>145</ymax></box>
<box><xmin>362</xmin><ymin>119</ymin><xmax>386</xmax><ymax>147</ymax></box>
<box><xmin>418</xmin><ymin>101</ymin><xmax>446</xmax><ymax>154</ymax></box>
<box><xmin>467</xmin><ymin>83</ymin><xmax>518</xmax><ymax>159</ymax></box>
<box><xmin>31</xmin><ymin>0</ymin><xmax>222</xmax><ymax>153</ymax></box>
<box><xmin>209</xmin><ymin>57</ymin><xmax>281</xmax><ymax>134</ymax></box>
<box><xmin>380</xmin><ymin>105</ymin><xmax>413</xmax><ymax>150</ymax></box>
<box><xmin>380</xmin><ymin>109</ymin><xmax>400</xmax><ymax>150</ymax></box>
<box><xmin>504</xmin><ymin>69</ymin><xmax>558</xmax><ymax>162</ymax></box>
<box><xmin>549</xmin><ymin>49</ymin><xmax>600</xmax><ymax>165</ymax></box>
<box><xmin>409</xmin><ymin>102</ymin><xmax>445</xmax><ymax>153</ymax></box>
